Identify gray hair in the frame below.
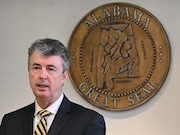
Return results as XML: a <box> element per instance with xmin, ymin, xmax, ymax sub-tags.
<box><xmin>28</xmin><ymin>38</ymin><xmax>70</xmax><ymax>73</ymax></box>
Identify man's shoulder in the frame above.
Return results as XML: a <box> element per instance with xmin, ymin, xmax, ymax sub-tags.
<box><xmin>69</xmin><ymin>101</ymin><xmax>106</xmax><ymax>129</ymax></box>
<box><xmin>71</xmin><ymin>102</ymin><xmax>96</xmax><ymax>113</ymax></box>
<box><xmin>63</xmin><ymin>95</ymin><xmax>100</xmax><ymax>115</ymax></box>
<box><xmin>70</xmin><ymin>101</ymin><xmax>104</xmax><ymax>119</ymax></box>
<box><xmin>3</xmin><ymin>103</ymin><xmax>34</xmax><ymax>118</ymax></box>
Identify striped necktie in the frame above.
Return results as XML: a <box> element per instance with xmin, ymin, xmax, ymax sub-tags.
<box><xmin>34</xmin><ymin>110</ymin><xmax>51</xmax><ymax>135</ymax></box>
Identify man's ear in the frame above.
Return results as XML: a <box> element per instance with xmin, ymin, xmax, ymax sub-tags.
<box><xmin>62</xmin><ymin>71</ymin><xmax>68</xmax><ymax>85</ymax></box>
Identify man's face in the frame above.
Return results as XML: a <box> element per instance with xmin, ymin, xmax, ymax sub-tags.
<box><xmin>28</xmin><ymin>51</ymin><xmax>68</xmax><ymax>105</ymax></box>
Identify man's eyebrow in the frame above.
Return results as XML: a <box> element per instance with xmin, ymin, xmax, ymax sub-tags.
<box><xmin>31</xmin><ymin>63</ymin><xmax>58</xmax><ymax>69</ymax></box>
<box><xmin>47</xmin><ymin>65</ymin><xmax>57</xmax><ymax>69</ymax></box>
<box><xmin>32</xmin><ymin>63</ymin><xmax>40</xmax><ymax>66</ymax></box>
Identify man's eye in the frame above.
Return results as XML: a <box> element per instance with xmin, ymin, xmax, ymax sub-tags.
<box><xmin>49</xmin><ymin>68</ymin><xmax>55</xmax><ymax>71</ymax></box>
<box><xmin>32</xmin><ymin>66</ymin><xmax>40</xmax><ymax>71</ymax></box>
<box><xmin>47</xmin><ymin>67</ymin><xmax>57</xmax><ymax>74</ymax></box>
<box><xmin>31</xmin><ymin>66</ymin><xmax>40</xmax><ymax>73</ymax></box>
<box><xmin>33</xmin><ymin>67</ymin><xmax>39</xmax><ymax>70</ymax></box>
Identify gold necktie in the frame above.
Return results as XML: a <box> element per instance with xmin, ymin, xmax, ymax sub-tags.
<box><xmin>34</xmin><ymin>110</ymin><xmax>51</xmax><ymax>135</ymax></box>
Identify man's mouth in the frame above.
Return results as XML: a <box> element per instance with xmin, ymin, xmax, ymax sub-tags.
<box><xmin>36</xmin><ymin>84</ymin><xmax>49</xmax><ymax>89</ymax></box>
<box><xmin>38</xmin><ymin>85</ymin><xmax>48</xmax><ymax>87</ymax></box>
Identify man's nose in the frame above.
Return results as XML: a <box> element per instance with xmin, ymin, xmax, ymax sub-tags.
<box><xmin>39</xmin><ymin>69</ymin><xmax>47</xmax><ymax>80</ymax></box>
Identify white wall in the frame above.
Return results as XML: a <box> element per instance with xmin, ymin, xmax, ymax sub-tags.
<box><xmin>0</xmin><ymin>0</ymin><xmax>179</xmax><ymax>135</ymax></box>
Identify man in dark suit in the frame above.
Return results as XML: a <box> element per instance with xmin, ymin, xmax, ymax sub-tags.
<box><xmin>0</xmin><ymin>38</ymin><xmax>106</xmax><ymax>135</ymax></box>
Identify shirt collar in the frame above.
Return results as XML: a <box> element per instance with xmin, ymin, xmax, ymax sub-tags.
<box><xmin>34</xmin><ymin>93</ymin><xmax>64</xmax><ymax>116</ymax></box>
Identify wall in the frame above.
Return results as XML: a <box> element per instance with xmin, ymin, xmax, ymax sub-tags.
<box><xmin>0</xmin><ymin>0</ymin><xmax>179</xmax><ymax>135</ymax></box>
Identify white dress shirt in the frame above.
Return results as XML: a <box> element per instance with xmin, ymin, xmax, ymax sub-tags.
<box><xmin>33</xmin><ymin>93</ymin><xmax>64</xmax><ymax>132</ymax></box>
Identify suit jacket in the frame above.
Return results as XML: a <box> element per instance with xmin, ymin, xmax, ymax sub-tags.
<box><xmin>0</xmin><ymin>96</ymin><xmax>106</xmax><ymax>135</ymax></box>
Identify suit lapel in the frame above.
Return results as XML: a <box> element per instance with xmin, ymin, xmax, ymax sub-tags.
<box><xmin>22</xmin><ymin>103</ymin><xmax>35</xmax><ymax>135</ymax></box>
<box><xmin>48</xmin><ymin>96</ymin><xmax>71</xmax><ymax>135</ymax></box>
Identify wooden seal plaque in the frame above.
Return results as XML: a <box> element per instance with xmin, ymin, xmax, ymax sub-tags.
<box><xmin>68</xmin><ymin>2</ymin><xmax>170</xmax><ymax>111</ymax></box>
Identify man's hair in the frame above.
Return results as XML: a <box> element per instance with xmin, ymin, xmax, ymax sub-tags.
<box><xmin>28</xmin><ymin>38</ymin><xmax>70</xmax><ymax>73</ymax></box>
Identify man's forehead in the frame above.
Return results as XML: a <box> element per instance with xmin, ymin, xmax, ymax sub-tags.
<box><xmin>30</xmin><ymin>51</ymin><xmax>62</xmax><ymax>64</ymax></box>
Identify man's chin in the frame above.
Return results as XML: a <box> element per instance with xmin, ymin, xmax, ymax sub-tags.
<box><xmin>36</xmin><ymin>92</ymin><xmax>49</xmax><ymax>99</ymax></box>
